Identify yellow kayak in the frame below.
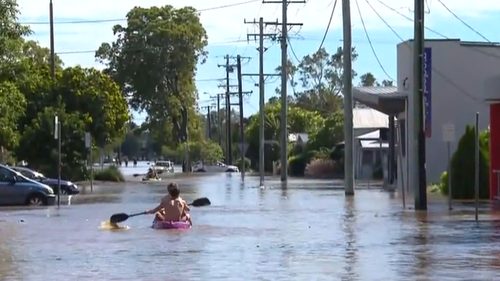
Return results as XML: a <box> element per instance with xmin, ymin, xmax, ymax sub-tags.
<box><xmin>142</xmin><ymin>177</ymin><xmax>161</xmax><ymax>182</ymax></box>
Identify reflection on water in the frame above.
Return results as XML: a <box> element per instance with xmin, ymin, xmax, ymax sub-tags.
<box><xmin>99</xmin><ymin>221</ymin><xmax>130</xmax><ymax>231</ymax></box>
<box><xmin>1</xmin><ymin>174</ymin><xmax>500</xmax><ymax>280</ymax></box>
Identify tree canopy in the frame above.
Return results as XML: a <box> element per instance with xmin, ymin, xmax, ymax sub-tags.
<box><xmin>96</xmin><ymin>5</ymin><xmax>208</xmax><ymax>148</ymax></box>
<box><xmin>0</xmin><ymin>0</ymin><xmax>130</xmax><ymax>179</ymax></box>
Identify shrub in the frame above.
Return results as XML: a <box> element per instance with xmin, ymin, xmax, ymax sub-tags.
<box><xmin>234</xmin><ymin>157</ymin><xmax>251</xmax><ymax>171</ymax></box>
<box><xmin>93</xmin><ymin>166</ymin><xmax>125</xmax><ymax>182</ymax></box>
<box><xmin>439</xmin><ymin>126</ymin><xmax>489</xmax><ymax>199</ymax></box>
<box><xmin>288</xmin><ymin>154</ymin><xmax>307</xmax><ymax>176</ymax></box>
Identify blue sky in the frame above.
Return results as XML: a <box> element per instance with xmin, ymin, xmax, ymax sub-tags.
<box><xmin>17</xmin><ymin>0</ymin><xmax>499</xmax><ymax>123</ymax></box>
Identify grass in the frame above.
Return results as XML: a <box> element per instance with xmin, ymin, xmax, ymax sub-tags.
<box><xmin>93</xmin><ymin>166</ymin><xmax>125</xmax><ymax>182</ymax></box>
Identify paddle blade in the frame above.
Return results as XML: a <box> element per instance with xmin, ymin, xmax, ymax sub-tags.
<box><xmin>109</xmin><ymin>213</ymin><xmax>129</xmax><ymax>223</ymax></box>
<box><xmin>190</xmin><ymin>197</ymin><xmax>211</xmax><ymax>207</ymax></box>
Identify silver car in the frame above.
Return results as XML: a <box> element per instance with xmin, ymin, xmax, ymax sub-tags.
<box><xmin>154</xmin><ymin>161</ymin><xmax>174</xmax><ymax>173</ymax></box>
<box><xmin>0</xmin><ymin>165</ymin><xmax>56</xmax><ymax>206</ymax></box>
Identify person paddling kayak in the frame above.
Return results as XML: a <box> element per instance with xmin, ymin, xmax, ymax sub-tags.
<box><xmin>145</xmin><ymin>182</ymin><xmax>192</xmax><ymax>225</ymax></box>
<box><xmin>145</xmin><ymin>167</ymin><xmax>158</xmax><ymax>179</ymax></box>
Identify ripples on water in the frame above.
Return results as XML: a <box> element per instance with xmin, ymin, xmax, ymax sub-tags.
<box><xmin>1</xmin><ymin>175</ymin><xmax>500</xmax><ymax>280</ymax></box>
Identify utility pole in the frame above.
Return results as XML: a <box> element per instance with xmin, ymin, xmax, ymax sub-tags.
<box><xmin>49</xmin><ymin>0</ymin><xmax>61</xmax><ymax>206</ymax></box>
<box><xmin>218</xmin><ymin>56</ymin><xmax>236</xmax><ymax>164</ymax></box>
<box><xmin>413</xmin><ymin>0</ymin><xmax>427</xmax><ymax>210</ymax></box>
<box><xmin>210</xmin><ymin>93</ymin><xmax>225</xmax><ymax>146</ymax></box>
<box><xmin>244</xmin><ymin>17</ymin><xmax>280</xmax><ymax>186</ymax></box>
<box><xmin>201</xmin><ymin>104</ymin><xmax>216</xmax><ymax>140</ymax></box>
<box><xmin>263</xmin><ymin>0</ymin><xmax>304</xmax><ymax>181</ymax></box>
<box><xmin>342</xmin><ymin>0</ymin><xmax>354</xmax><ymax>196</ymax></box>
<box><xmin>218</xmin><ymin>55</ymin><xmax>251</xmax><ymax>165</ymax></box>
<box><xmin>236</xmin><ymin>55</ymin><xmax>246</xmax><ymax>180</ymax></box>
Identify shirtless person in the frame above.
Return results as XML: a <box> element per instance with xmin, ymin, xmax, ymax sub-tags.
<box><xmin>145</xmin><ymin>182</ymin><xmax>192</xmax><ymax>225</ymax></box>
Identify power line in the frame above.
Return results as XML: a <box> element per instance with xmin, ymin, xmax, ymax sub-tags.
<box><xmin>20</xmin><ymin>0</ymin><xmax>261</xmax><ymax>25</ymax></box>
<box><xmin>366</xmin><ymin>0</ymin><xmax>478</xmax><ymax>102</ymax></box>
<box><xmin>317</xmin><ymin>0</ymin><xmax>338</xmax><ymax>51</ymax></box>
<box><xmin>287</xmin><ymin>37</ymin><xmax>301</xmax><ymax>62</ymax></box>
<box><xmin>55</xmin><ymin>39</ymin><xmax>250</xmax><ymax>55</ymax></box>
<box><xmin>436</xmin><ymin>0</ymin><xmax>490</xmax><ymax>42</ymax></box>
<box><xmin>374</xmin><ymin>0</ymin><xmax>448</xmax><ymax>38</ymax></box>
<box><xmin>374</xmin><ymin>0</ymin><xmax>500</xmax><ymax>60</ymax></box>
<box><xmin>354</xmin><ymin>0</ymin><xmax>393</xmax><ymax>81</ymax></box>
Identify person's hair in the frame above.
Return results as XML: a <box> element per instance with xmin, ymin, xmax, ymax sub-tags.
<box><xmin>167</xmin><ymin>182</ymin><xmax>180</xmax><ymax>198</ymax></box>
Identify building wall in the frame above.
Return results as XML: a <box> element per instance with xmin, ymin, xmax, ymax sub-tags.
<box><xmin>397</xmin><ymin>39</ymin><xmax>496</xmax><ymax>191</ymax></box>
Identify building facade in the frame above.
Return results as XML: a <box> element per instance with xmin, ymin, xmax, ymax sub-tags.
<box><xmin>354</xmin><ymin>39</ymin><xmax>500</xmax><ymax>198</ymax></box>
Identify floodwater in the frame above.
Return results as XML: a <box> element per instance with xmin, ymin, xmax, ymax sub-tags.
<box><xmin>1</xmin><ymin>174</ymin><xmax>500</xmax><ymax>280</ymax></box>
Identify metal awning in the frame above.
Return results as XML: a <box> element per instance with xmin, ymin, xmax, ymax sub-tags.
<box><xmin>353</xmin><ymin>86</ymin><xmax>406</xmax><ymax>115</ymax></box>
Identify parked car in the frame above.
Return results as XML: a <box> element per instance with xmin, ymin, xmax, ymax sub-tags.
<box><xmin>11</xmin><ymin>167</ymin><xmax>80</xmax><ymax>195</ymax></box>
<box><xmin>192</xmin><ymin>161</ymin><xmax>239</xmax><ymax>173</ymax></box>
<box><xmin>153</xmin><ymin>160</ymin><xmax>174</xmax><ymax>173</ymax></box>
<box><xmin>0</xmin><ymin>165</ymin><xmax>56</xmax><ymax>206</ymax></box>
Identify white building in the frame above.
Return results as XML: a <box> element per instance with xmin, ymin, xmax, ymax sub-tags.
<box><xmin>354</xmin><ymin>39</ymin><xmax>499</xmax><ymax>197</ymax></box>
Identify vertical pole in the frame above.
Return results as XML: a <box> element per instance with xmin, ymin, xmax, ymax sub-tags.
<box><xmin>342</xmin><ymin>0</ymin><xmax>354</xmax><ymax>195</ymax></box>
<box><xmin>447</xmin><ymin>142</ymin><xmax>452</xmax><ymax>210</ymax></box>
<box><xmin>280</xmin><ymin>0</ymin><xmax>288</xmax><ymax>182</ymax></box>
<box><xmin>49</xmin><ymin>0</ymin><xmax>55</xmax><ymax>78</ymax></box>
<box><xmin>474</xmin><ymin>112</ymin><xmax>479</xmax><ymax>222</ymax></box>
<box><xmin>90</xmin><ymin>138</ymin><xmax>93</xmax><ymax>193</ymax></box>
<box><xmin>258</xmin><ymin>17</ymin><xmax>265</xmax><ymax>187</ymax></box>
<box><xmin>413</xmin><ymin>0</ymin><xmax>427</xmax><ymax>210</ymax></box>
<box><xmin>237</xmin><ymin>55</ymin><xmax>245</xmax><ymax>180</ymax></box>
<box><xmin>206</xmin><ymin>106</ymin><xmax>211</xmax><ymax>139</ymax></box>
<box><xmin>50</xmin><ymin>0</ymin><xmax>58</xmax><ymax>206</ymax></box>
<box><xmin>57</xmin><ymin>122</ymin><xmax>61</xmax><ymax>207</ymax></box>
<box><xmin>225</xmin><ymin>55</ymin><xmax>232</xmax><ymax>165</ymax></box>
<box><xmin>397</xmin><ymin>122</ymin><xmax>406</xmax><ymax>208</ymax></box>
<box><xmin>217</xmin><ymin>94</ymin><xmax>221</xmax><ymax>146</ymax></box>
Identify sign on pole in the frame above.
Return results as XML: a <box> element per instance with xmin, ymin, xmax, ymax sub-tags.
<box><xmin>442</xmin><ymin>123</ymin><xmax>455</xmax><ymax>142</ymax></box>
<box><xmin>54</xmin><ymin>115</ymin><xmax>58</xmax><ymax>140</ymax></box>
<box><xmin>85</xmin><ymin>132</ymin><xmax>91</xmax><ymax>148</ymax></box>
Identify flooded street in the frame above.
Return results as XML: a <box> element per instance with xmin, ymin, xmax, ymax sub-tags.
<box><xmin>1</xmin><ymin>173</ymin><xmax>500</xmax><ymax>280</ymax></box>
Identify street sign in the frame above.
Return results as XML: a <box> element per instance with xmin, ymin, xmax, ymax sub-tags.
<box><xmin>54</xmin><ymin>115</ymin><xmax>58</xmax><ymax>140</ymax></box>
<box><xmin>237</xmin><ymin>142</ymin><xmax>249</xmax><ymax>154</ymax></box>
<box><xmin>85</xmin><ymin>132</ymin><xmax>91</xmax><ymax>148</ymax></box>
<box><xmin>442</xmin><ymin>123</ymin><xmax>455</xmax><ymax>142</ymax></box>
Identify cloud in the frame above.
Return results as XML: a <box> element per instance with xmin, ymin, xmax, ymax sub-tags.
<box><xmin>16</xmin><ymin>0</ymin><xmax>496</xmax><ymax>67</ymax></box>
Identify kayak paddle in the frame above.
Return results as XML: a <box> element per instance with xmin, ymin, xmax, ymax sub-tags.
<box><xmin>109</xmin><ymin>197</ymin><xmax>211</xmax><ymax>224</ymax></box>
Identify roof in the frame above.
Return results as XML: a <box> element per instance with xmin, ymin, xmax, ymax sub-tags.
<box><xmin>288</xmin><ymin>133</ymin><xmax>308</xmax><ymax>143</ymax></box>
<box><xmin>353</xmin><ymin>108</ymin><xmax>389</xmax><ymax>129</ymax></box>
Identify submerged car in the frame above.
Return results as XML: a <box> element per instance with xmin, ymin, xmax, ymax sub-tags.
<box><xmin>12</xmin><ymin>167</ymin><xmax>80</xmax><ymax>195</ymax></box>
<box><xmin>192</xmin><ymin>161</ymin><xmax>239</xmax><ymax>173</ymax></box>
<box><xmin>0</xmin><ymin>165</ymin><xmax>56</xmax><ymax>206</ymax></box>
<box><xmin>153</xmin><ymin>160</ymin><xmax>174</xmax><ymax>173</ymax></box>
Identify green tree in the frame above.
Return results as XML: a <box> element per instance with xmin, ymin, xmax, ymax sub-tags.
<box><xmin>275</xmin><ymin>47</ymin><xmax>357</xmax><ymax>116</ymax></box>
<box><xmin>307</xmin><ymin>111</ymin><xmax>344</xmax><ymax>152</ymax></box>
<box><xmin>56</xmin><ymin>66</ymin><xmax>130</xmax><ymax>146</ymax></box>
<box><xmin>176</xmin><ymin>140</ymin><xmax>223</xmax><ymax>163</ymax></box>
<box><xmin>0</xmin><ymin>82</ymin><xmax>25</xmax><ymax>149</ymax></box>
<box><xmin>440</xmin><ymin>126</ymin><xmax>489</xmax><ymax>199</ymax></box>
<box><xmin>359</xmin><ymin>72</ymin><xmax>377</xmax><ymax>86</ymax></box>
<box><xmin>17</xmin><ymin>107</ymin><xmax>88</xmax><ymax>180</ymax></box>
<box><xmin>245</xmin><ymin>103</ymin><xmax>322</xmax><ymax>171</ymax></box>
<box><xmin>0</xmin><ymin>1</ymin><xmax>32</xmax><ymax>151</ymax></box>
<box><xmin>95</xmin><ymin>5</ymin><xmax>208</xmax><ymax>148</ymax></box>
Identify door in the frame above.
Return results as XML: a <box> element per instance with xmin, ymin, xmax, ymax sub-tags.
<box><xmin>0</xmin><ymin>167</ymin><xmax>19</xmax><ymax>205</ymax></box>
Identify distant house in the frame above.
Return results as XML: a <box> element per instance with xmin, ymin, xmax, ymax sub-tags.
<box><xmin>337</xmin><ymin>108</ymin><xmax>390</xmax><ymax>181</ymax></box>
<box><xmin>288</xmin><ymin>133</ymin><xmax>309</xmax><ymax>147</ymax></box>
<box><xmin>353</xmin><ymin>108</ymin><xmax>389</xmax><ymax>137</ymax></box>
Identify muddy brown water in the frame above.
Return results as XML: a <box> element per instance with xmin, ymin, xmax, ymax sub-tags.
<box><xmin>1</xmin><ymin>174</ymin><xmax>500</xmax><ymax>280</ymax></box>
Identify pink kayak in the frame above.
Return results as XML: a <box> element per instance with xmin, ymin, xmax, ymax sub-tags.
<box><xmin>152</xmin><ymin>220</ymin><xmax>191</xmax><ymax>230</ymax></box>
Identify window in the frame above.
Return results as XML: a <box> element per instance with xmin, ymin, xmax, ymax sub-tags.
<box><xmin>0</xmin><ymin>167</ymin><xmax>13</xmax><ymax>182</ymax></box>
<box><xmin>20</xmin><ymin>170</ymin><xmax>34</xmax><ymax>178</ymax></box>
